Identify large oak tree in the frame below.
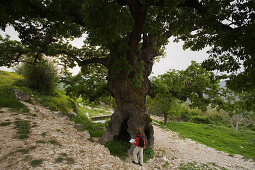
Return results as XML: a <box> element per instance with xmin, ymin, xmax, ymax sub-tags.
<box><xmin>0</xmin><ymin>0</ymin><xmax>254</xmax><ymax>146</ymax></box>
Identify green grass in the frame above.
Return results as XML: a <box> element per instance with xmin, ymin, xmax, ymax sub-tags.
<box><xmin>155</xmin><ymin>120</ymin><xmax>255</xmax><ymax>161</ymax></box>
<box><xmin>0</xmin><ymin>71</ymin><xmax>30</xmax><ymax>112</ymax></box>
<box><xmin>72</xmin><ymin>109</ymin><xmax>108</xmax><ymax>137</ymax></box>
<box><xmin>13</xmin><ymin>119</ymin><xmax>31</xmax><ymax>139</ymax></box>
<box><xmin>79</xmin><ymin>106</ymin><xmax>112</xmax><ymax>117</ymax></box>
<box><xmin>40</xmin><ymin>90</ymin><xmax>77</xmax><ymax>113</ymax></box>
<box><xmin>3</xmin><ymin>146</ymin><xmax>36</xmax><ymax>160</ymax></box>
<box><xmin>30</xmin><ymin>159</ymin><xmax>44</xmax><ymax>167</ymax></box>
<box><xmin>0</xmin><ymin>121</ymin><xmax>12</xmax><ymax>126</ymax></box>
<box><xmin>48</xmin><ymin>139</ymin><xmax>62</xmax><ymax>146</ymax></box>
<box><xmin>55</xmin><ymin>153</ymin><xmax>75</xmax><ymax>164</ymax></box>
<box><xmin>0</xmin><ymin>71</ymin><xmax>77</xmax><ymax>114</ymax></box>
<box><xmin>104</xmin><ymin>140</ymin><xmax>131</xmax><ymax>160</ymax></box>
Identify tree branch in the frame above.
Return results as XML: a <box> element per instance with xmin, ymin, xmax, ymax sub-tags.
<box><xmin>180</xmin><ymin>0</ymin><xmax>233</xmax><ymax>31</ymax></box>
<box><xmin>79</xmin><ymin>58</ymin><xmax>107</xmax><ymax>67</ymax></box>
<box><xmin>127</xmin><ymin>0</ymin><xmax>146</xmax><ymax>66</ymax></box>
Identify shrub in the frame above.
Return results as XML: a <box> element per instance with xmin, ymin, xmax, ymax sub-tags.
<box><xmin>143</xmin><ymin>146</ymin><xmax>155</xmax><ymax>162</ymax></box>
<box><xmin>191</xmin><ymin>115</ymin><xmax>211</xmax><ymax>124</ymax></box>
<box><xmin>21</xmin><ymin>59</ymin><xmax>58</xmax><ymax>95</ymax></box>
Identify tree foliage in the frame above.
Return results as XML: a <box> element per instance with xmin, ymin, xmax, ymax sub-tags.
<box><xmin>150</xmin><ymin>62</ymin><xmax>221</xmax><ymax>111</ymax></box>
<box><xmin>149</xmin><ymin>61</ymin><xmax>255</xmax><ymax>129</ymax></box>
<box><xmin>0</xmin><ymin>0</ymin><xmax>254</xmax><ymax>93</ymax></box>
<box><xmin>60</xmin><ymin>63</ymin><xmax>109</xmax><ymax>102</ymax></box>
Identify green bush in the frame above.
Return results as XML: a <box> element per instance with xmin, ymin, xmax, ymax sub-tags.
<box><xmin>21</xmin><ymin>59</ymin><xmax>58</xmax><ymax>95</ymax></box>
<box><xmin>143</xmin><ymin>146</ymin><xmax>155</xmax><ymax>162</ymax></box>
<box><xmin>191</xmin><ymin>115</ymin><xmax>211</xmax><ymax>124</ymax></box>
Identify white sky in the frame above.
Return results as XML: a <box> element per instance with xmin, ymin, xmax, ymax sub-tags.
<box><xmin>0</xmin><ymin>26</ymin><xmax>210</xmax><ymax>77</ymax></box>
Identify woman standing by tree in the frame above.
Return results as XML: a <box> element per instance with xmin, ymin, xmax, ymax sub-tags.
<box><xmin>132</xmin><ymin>128</ymin><xmax>144</xmax><ymax>166</ymax></box>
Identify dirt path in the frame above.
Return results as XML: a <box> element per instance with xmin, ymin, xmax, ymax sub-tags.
<box><xmin>145</xmin><ymin>116</ymin><xmax>255</xmax><ymax>170</ymax></box>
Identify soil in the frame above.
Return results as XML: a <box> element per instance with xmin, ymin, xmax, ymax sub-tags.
<box><xmin>0</xmin><ymin>103</ymin><xmax>254</xmax><ymax>170</ymax></box>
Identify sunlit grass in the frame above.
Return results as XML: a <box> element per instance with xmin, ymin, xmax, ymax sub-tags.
<box><xmin>0</xmin><ymin>71</ymin><xmax>29</xmax><ymax>112</ymax></box>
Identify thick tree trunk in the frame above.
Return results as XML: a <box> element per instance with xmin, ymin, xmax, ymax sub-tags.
<box><xmin>99</xmin><ymin>33</ymin><xmax>170</xmax><ymax>148</ymax></box>
<box><xmin>99</xmin><ymin>73</ymin><xmax>154</xmax><ymax>147</ymax></box>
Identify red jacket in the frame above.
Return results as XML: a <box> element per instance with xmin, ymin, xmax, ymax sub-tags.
<box><xmin>133</xmin><ymin>133</ymin><xmax>142</xmax><ymax>146</ymax></box>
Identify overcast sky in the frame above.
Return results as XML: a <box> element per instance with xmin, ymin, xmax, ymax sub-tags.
<box><xmin>0</xmin><ymin>26</ymin><xmax>210</xmax><ymax>77</ymax></box>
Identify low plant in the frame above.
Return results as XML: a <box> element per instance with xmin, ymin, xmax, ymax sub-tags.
<box><xmin>55</xmin><ymin>157</ymin><xmax>64</xmax><ymax>163</ymax></box>
<box><xmin>48</xmin><ymin>139</ymin><xmax>62</xmax><ymax>146</ymax></box>
<box><xmin>3</xmin><ymin>146</ymin><xmax>36</xmax><ymax>160</ymax></box>
<box><xmin>55</xmin><ymin>153</ymin><xmax>75</xmax><ymax>164</ymax></box>
<box><xmin>190</xmin><ymin>115</ymin><xmax>211</xmax><ymax>124</ymax></box>
<box><xmin>30</xmin><ymin>159</ymin><xmax>44</xmax><ymax>167</ymax></box>
<box><xmin>162</xmin><ymin>161</ymin><xmax>169</xmax><ymax>168</ymax></box>
<box><xmin>13</xmin><ymin>119</ymin><xmax>31</xmax><ymax>139</ymax></box>
<box><xmin>0</xmin><ymin>121</ymin><xmax>12</xmax><ymax>126</ymax></box>
<box><xmin>104</xmin><ymin>140</ymin><xmax>130</xmax><ymax>160</ymax></box>
<box><xmin>143</xmin><ymin>146</ymin><xmax>155</xmax><ymax>162</ymax></box>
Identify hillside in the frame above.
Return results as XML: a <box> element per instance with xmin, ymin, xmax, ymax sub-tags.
<box><xmin>0</xmin><ymin>101</ymin><xmax>133</xmax><ymax>169</ymax></box>
<box><xmin>1</xmin><ymin>71</ymin><xmax>255</xmax><ymax>169</ymax></box>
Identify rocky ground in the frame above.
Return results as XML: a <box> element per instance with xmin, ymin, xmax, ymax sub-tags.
<box><xmin>0</xmin><ymin>102</ymin><xmax>254</xmax><ymax>170</ymax></box>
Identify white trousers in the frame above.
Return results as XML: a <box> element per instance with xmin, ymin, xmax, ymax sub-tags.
<box><xmin>133</xmin><ymin>146</ymin><xmax>143</xmax><ymax>165</ymax></box>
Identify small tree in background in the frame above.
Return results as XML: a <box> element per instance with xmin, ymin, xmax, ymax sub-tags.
<box><xmin>21</xmin><ymin>58</ymin><xmax>58</xmax><ymax>95</ymax></box>
<box><xmin>148</xmin><ymin>62</ymin><xmax>222</xmax><ymax>124</ymax></box>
